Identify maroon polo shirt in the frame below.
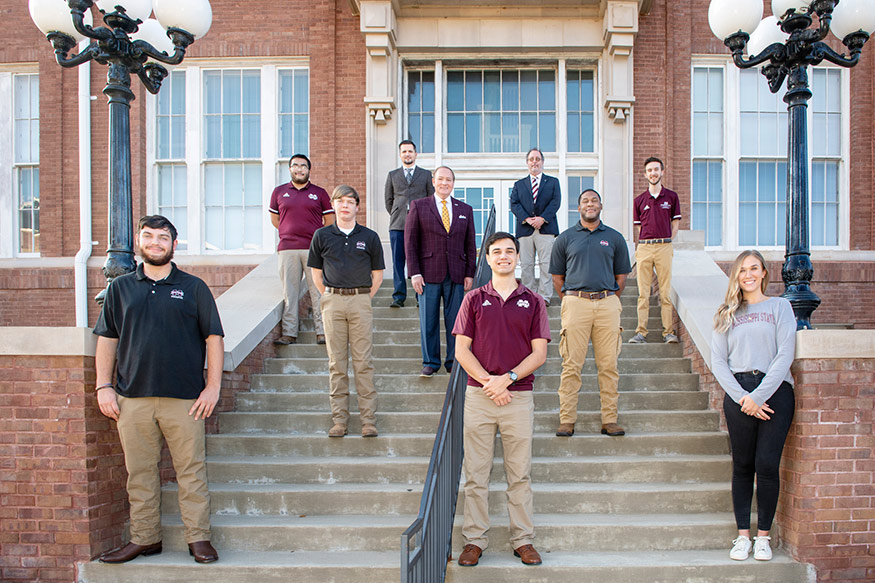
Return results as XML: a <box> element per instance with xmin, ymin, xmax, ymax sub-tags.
<box><xmin>452</xmin><ymin>280</ymin><xmax>551</xmax><ymax>391</ymax></box>
<box><xmin>269</xmin><ymin>182</ymin><xmax>333</xmax><ymax>251</ymax></box>
<box><xmin>632</xmin><ymin>187</ymin><xmax>682</xmax><ymax>241</ymax></box>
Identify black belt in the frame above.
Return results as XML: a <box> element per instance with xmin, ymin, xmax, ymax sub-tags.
<box><xmin>566</xmin><ymin>290</ymin><xmax>612</xmax><ymax>300</ymax></box>
<box><xmin>325</xmin><ymin>287</ymin><xmax>371</xmax><ymax>295</ymax></box>
<box><xmin>734</xmin><ymin>370</ymin><xmax>764</xmax><ymax>380</ymax></box>
<box><xmin>640</xmin><ymin>238</ymin><xmax>672</xmax><ymax>244</ymax></box>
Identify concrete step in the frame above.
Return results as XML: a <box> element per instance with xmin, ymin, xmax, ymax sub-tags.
<box><xmin>291</xmin><ymin>329</ymin><xmax>674</xmax><ymax>344</ymax></box>
<box><xmin>206</xmin><ymin>432</ymin><xmax>729</xmax><ymax>458</ymax></box>
<box><xmin>264</xmin><ymin>356</ymin><xmax>691</xmax><ymax>375</ymax></box>
<box><xmin>349</xmin><ymin>315</ymin><xmax>664</xmax><ymax>331</ymax></box>
<box><xmin>218</xmin><ymin>410</ymin><xmax>720</xmax><ymax>435</ymax></box>
<box><xmin>369</xmin><ymin>299</ymin><xmax>651</xmax><ymax>316</ymax></box>
<box><xmin>79</xmin><ymin>551</ymin><xmax>399</xmax><ymax>583</ymax></box>
<box><xmin>204</xmin><ymin>454</ymin><xmax>732</xmax><ymax>485</ymax></box>
<box><xmin>78</xmin><ymin>549</ymin><xmax>808</xmax><ymax>583</ymax></box>
<box><xmin>235</xmin><ymin>390</ymin><xmax>711</xmax><ymax>413</ymax></box>
<box><xmin>251</xmin><ymin>372</ymin><xmax>700</xmax><ymax>392</ymax></box>
<box><xmin>161</xmin><ymin>482</ymin><xmax>733</xmax><ymax>516</ymax></box>
<box><xmin>154</xmin><ymin>513</ymin><xmax>741</xmax><ymax>553</ymax></box>
<box><xmin>444</xmin><ymin>550</ymin><xmax>810</xmax><ymax>583</ymax></box>
<box><xmin>279</xmin><ymin>341</ymin><xmax>684</xmax><ymax>359</ymax></box>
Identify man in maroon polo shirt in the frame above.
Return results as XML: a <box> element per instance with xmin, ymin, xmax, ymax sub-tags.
<box><xmin>269</xmin><ymin>153</ymin><xmax>335</xmax><ymax>345</ymax></box>
<box><xmin>629</xmin><ymin>156</ymin><xmax>682</xmax><ymax>345</ymax></box>
<box><xmin>452</xmin><ymin>231</ymin><xmax>550</xmax><ymax>568</ymax></box>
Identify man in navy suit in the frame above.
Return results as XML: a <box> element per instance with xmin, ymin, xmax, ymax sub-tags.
<box><xmin>385</xmin><ymin>140</ymin><xmax>434</xmax><ymax>308</ymax></box>
<box><xmin>510</xmin><ymin>148</ymin><xmax>561</xmax><ymax>305</ymax></box>
<box><xmin>405</xmin><ymin>166</ymin><xmax>477</xmax><ymax>377</ymax></box>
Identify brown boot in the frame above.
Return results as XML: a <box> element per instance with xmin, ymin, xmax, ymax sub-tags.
<box><xmin>361</xmin><ymin>423</ymin><xmax>378</xmax><ymax>438</ymax></box>
<box><xmin>601</xmin><ymin>422</ymin><xmax>625</xmax><ymax>436</ymax></box>
<box><xmin>555</xmin><ymin>422</ymin><xmax>575</xmax><ymax>437</ymax></box>
<box><xmin>99</xmin><ymin>541</ymin><xmax>162</xmax><ymax>563</ymax></box>
<box><xmin>328</xmin><ymin>423</ymin><xmax>348</xmax><ymax>437</ymax></box>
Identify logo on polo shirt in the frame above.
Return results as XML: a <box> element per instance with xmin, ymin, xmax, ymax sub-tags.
<box><xmin>308</xmin><ymin>193</ymin><xmax>318</xmax><ymax>200</ymax></box>
<box><xmin>643</xmin><ymin>204</ymin><xmax>650</xmax><ymax>211</ymax></box>
<box><xmin>660</xmin><ymin>201</ymin><xmax>671</xmax><ymax>209</ymax></box>
<box><xmin>356</xmin><ymin>240</ymin><xmax>366</xmax><ymax>250</ymax></box>
<box><xmin>482</xmin><ymin>299</ymin><xmax>492</xmax><ymax>307</ymax></box>
<box><xmin>517</xmin><ymin>299</ymin><xmax>530</xmax><ymax>308</ymax></box>
<box><xmin>283</xmin><ymin>193</ymin><xmax>290</xmax><ymax>197</ymax></box>
<box><xmin>170</xmin><ymin>289</ymin><xmax>184</xmax><ymax>300</ymax></box>
<box><xmin>600</xmin><ymin>240</ymin><xmax>609</xmax><ymax>246</ymax></box>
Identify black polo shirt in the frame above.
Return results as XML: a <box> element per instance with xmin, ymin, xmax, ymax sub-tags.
<box><xmin>549</xmin><ymin>221</ymin><xmax>631</xmax><ymax>293</ymax></box>
<box><xmin>307</xmin><ymin>223</ymin><xmax>385</xmax><ymax>288</ymax></box>
<box><xmin>93</xmin><ymin>263</ymin><xmax>224</xmax><ymax>399</ymax></box>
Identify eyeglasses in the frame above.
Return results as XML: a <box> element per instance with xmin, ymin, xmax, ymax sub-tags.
<box><xmin>290</xmin><ymin>163</ymin><xmax>309</xmax><ymax>169</ymax></box>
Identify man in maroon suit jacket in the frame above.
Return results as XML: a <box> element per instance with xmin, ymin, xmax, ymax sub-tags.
<box><xmin>405</xmin><ymin>166</ymin><xmax>477</xmax><ymax>377</ymax></box>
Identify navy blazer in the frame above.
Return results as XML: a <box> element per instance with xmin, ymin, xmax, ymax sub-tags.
<box><xmin>509</xmin><ymin>173</ymin><xmax>561</xmax><ymax>237</ymax></box>
<box><xmin>404</xmin><ymin>196</ymin><xmax>477</xmax><ymax>285</ymax></box>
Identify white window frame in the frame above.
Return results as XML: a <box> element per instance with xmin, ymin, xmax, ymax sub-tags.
<box><xmin>690</xmin><ymin>56</ymin><xmax>849</xmax><ymax>251</ymax></box>
<box><xmin>0</xmin><ymin>66</ymin><xmax>40</xmax><ymax>258</ymax></box>
<box><xmin>146</xmin><ymin>58</ymin><xmax>309</xmax><ymax>256</ymax></box>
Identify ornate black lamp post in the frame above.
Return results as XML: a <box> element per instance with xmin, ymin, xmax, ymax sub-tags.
<box><xmin>29</xmin><ymin>0</ymin><xmax>212</xmax><ymax>303</ymax></box>
<box><xmin>708</xmin><ymin>0</ymin><xmax>874</xmax><ymax>329</ymax></box>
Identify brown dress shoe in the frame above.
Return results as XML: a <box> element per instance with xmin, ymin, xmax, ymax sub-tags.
<box><xmin>361</xmin><ymin>423</ymin><xmax>378</xmax><ymax>438</ymax></box>
<box><xmin>601</xmin><ymin>422</ymin><xmax>626</xmax><ymax>436</ymax></box>
<box><xmin>513</xmin><ymin>544</ymin><xmax>542</xmax><ymax>565</ymax></box>
<box><xmin>99</xmin><ymin>541</ymin><xmax>162</xmax><ymax>563</ymax></box>
<box><xmin>188</xmin><ymin>540</ymin><xmax>218</xmax><ymax>563</ymax></box>
<box><xmin>328</xmin><ymin>423</ymin><xmax>348</xmax><ymax>437</ymax></box>
<box><xmin>274</xmin><ymin>335</ymin><xmax>296</xmax><ymax>345</ymax></box>
<box><xmin>458</xmin><ymin>544</ymin><xmax>483</xmax><ymax>566</ymax></box>
<box><xmin>316</xmin><ymin>334</ymin><xmax>326</xmax><ymax>345</ymax></box>
<box><xmin>555</xmin><ymin>422</ymin><xmax>575</xmax><ymax>437</ymax></box>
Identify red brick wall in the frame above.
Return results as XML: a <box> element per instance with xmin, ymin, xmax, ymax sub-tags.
<box><xmin>0</xmin><ymin>355</ymin><xmax>126</xmax><ymax>582</ymax></box>
<box><xmin>779</xmin><ymin>358</ymin><xmax>875</xmax><ymax>582</ymax></box>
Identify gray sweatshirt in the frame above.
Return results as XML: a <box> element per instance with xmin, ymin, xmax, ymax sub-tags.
<box><xmin>710</xmin><ymin>296</ymin><xmax>796</xmax><ymax>406</ymax></box>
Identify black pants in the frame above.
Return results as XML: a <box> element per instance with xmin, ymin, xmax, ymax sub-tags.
<box><xmin>723</xmin><ymin>373</ymin><xmax>795</xmax><ymax>532</ymax></box>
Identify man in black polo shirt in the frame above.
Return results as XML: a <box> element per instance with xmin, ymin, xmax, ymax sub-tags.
<box><xmin>549</xmin><ymin>189</ymin><xmax>631</xmax><ymax>438</ymax></box>
<box><xmin>308</xmin><ymin>185</ymin><xmax>385</xmax><ymax>438</ymax></box>
<box><xmin>93</xmin><ymin>215</ymin><xmax>224</xmax><ymax>565</ymax></box>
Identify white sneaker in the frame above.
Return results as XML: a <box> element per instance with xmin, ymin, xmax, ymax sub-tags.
<box><xmin>628</xmin><ymin>333</ymin><xmax>646</xmax><ymax>344</ymax></box>
<box><xmin>753</xmin><ymin>536</ymin><xmax>772</xmax><ymax>561</ymax></box>
<box><xmin>729</xmin><ymin>535</ymin><xmax>752</xmax><ymax>560</ymax></box>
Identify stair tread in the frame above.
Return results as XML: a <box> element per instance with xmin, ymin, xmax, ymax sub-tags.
<box><xmin>164</xmin><ymin>481</ymin><xmax>730</xmax><ymax>493</ymax></box>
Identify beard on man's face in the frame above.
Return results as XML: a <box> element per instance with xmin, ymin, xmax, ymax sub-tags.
<box><xmin>142</xmin><ymin>247</ymin><xmax>174</xmax><ymax>266</ymax></box>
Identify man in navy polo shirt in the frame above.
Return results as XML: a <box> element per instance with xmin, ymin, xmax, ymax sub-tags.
<box><xmin>269</xmin><ymin>153</ymin><xmax>335</xmax><ymax>345</ymax></box>
<box><xmin>94</xmin><ymin>215</ymin><xmax>224</xmax><ymax>565</ymax></box>
<box><xmin>629</xmin><ymin>156</ymin><xmax>682</xmax><ymax>344</ymax></box>
<box><xmin>452</xmin><ymin>231</ymin><xmax>550</xmax><ymax>568</ymax></box>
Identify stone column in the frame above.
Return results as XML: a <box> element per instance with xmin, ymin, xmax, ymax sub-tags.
<box><xmin>359</xmin><ymin>1</ymin><xmax>398</xmax><ymax>239</ymax></box>
<box><xmin>601</xmin><ymin>0</ymin><xmax>638</xmax><ymax>237</ymax></box>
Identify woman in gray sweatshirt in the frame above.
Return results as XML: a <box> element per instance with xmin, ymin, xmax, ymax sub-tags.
<box><xmin>711</xmin><ymin>250</ymin><xmax>796</xmax><ymax>563</ymax></box>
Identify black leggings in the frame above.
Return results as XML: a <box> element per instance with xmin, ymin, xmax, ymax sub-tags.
<box><xmin>723</xmin><ymin>374</ymin><xmax>795</xmax><ymax>532</ymax></box>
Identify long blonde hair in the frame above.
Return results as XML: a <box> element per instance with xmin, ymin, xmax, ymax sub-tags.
<box><xmin>713</xmin><ymin>250</ymin><xmax>769</xmax><ymax>333</ymax></box>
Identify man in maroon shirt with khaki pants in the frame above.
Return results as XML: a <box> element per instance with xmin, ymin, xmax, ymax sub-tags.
<box><xmin>452</xmin><ymin>231</ymin><xmax>550</xmax><ymax>568</ymax></box>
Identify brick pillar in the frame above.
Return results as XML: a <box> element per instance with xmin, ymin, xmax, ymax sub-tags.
<box><xmin>778</xmin><ymin>355</ymin><xmax>875</xmax><ymax>582</ymax></box>
<box><xmin>0</xmin><ymin>343</ymin><xmax>127</xmax><ymax>582</ymax></box>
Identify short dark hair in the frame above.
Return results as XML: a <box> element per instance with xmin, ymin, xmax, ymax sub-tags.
<box><xmin>399</xmin><ymin>139</ymin><xmax>417</xmax><ymax>151</ymax></box>
<box><xmin>289</xmin><ymin>153</ymin><xmax>311</xmax><ymax>169</ymax></box>
<box><xmin>137</xmin><ymin>215</ymin><xmax>177</xmax><ymax>241</ymax></box>
<box><xmin>526</xmin><ymin>148</ymin><xmax>544</xmax><ymax>161</ymax></box>
<box><xmin>331</xmin><ymin>184</ymin><xmax>360</xmax><ymax>204</ymax></box>
<box><xmin>643</xmin><ymin>156</ymin><xmax>664</xmax><ymax>170</ymax></box>
<box><xmin>433</xmin><ymin>166</ymin><xmax>455</xmax><ymax>180</ymax></box>
<box><xmin>577</xmin><ymin>188</ymin><xmax>602</xmax><ymax>205</ymax></box>
<box><xmin>484</xmin><ymin>231</ymin><xmax>519</xmax><ymax>254</ymax></box>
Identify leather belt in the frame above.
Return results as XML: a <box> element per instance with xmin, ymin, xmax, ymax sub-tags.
<box><xmin>566</xmin><ymin>290</ymin><xmax>612</xmax><ymax>300</ymax></box>
<box><xmin>325</xmin><ymin>287</ymin><xmax>371</xmax><ymax>295</ymax></box>
<box><xmin>640</xmin><ymin>238</ymin><xmax>672</xmax><ymax>244</ymax></box>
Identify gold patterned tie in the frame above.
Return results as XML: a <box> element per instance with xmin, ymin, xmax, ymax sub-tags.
<box><xmin>441</xmin><ymin>200</ymin><xmax>451</xmax><ymax>233</ymax></box>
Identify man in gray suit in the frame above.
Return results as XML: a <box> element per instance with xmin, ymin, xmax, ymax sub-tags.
<box><xmin>385</xmin><ymin>140</ymin><xmax>434</xmax><ymax>308</ymax></box>
<box><xmin>510</xmin><ymin>148</ymin><xmax>562</xmax><ymax>305</ymax></box>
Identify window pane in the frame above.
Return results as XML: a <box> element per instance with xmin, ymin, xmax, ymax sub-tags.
<box><xmin>447</xmin><ymin>71</ymin><xmax>464</xmax><ymax>111</ymax></box>
<box><xmin>223</xmin><ymin>114</ymin><xmax>241</xmax><ymax>158</ymax></box>
<box><xmin>520</xmin><ymin>71</ymin><xmax>537</xmax><ymax>110</ymax></box>
<box><xmin>708</xmin><ymin>161</ymin><xmax>723</xmax><ymax>202</ymax></box>
<box><xmin>484</xmin><ymin>113</ymin><xmax>501</xmax><ymax>152</ymax></box>
<box><xmin>244</xmin><ymin>163</ymin><xmax>262</xmax><ymax>205</ymax></box>
<box><xmin>484</xmin><ymin>71</ymin><xmax>500</xmax><ymax>111</ymax></box>
<box><xmin>465</xmin><ymin>113</ymin><xmax>481</xmax><ymax>152</ymax></box>
<box><xmin>520</xmin><ymin>112</ymin><xmax>537</xmax><ymax>151</ymax></box>
<box><xmin>447</xmin><ymin>113</ymin><xmax>464</xmax><ymax>152</ymax></box>
<box><xmin>223</xmin><ymin>71</ymin><xmax>241</xmax><ymax>113</ymax></box>
<box><xmin>539</xmin><ymin>112</ymin><xmax>555</xmax><ymax>151</ymax></box>
<box><xmin>465</xmin><ymin>71</ymin><xmax>482</xmax><ymax>111</ymax></box>
<box><xmin>693</xmin><ymin>113</ymin><xmax>707</xmax><ymax>157</ymax></box>
<box><xmin>538</xmin><ymin>70</ymin><xmax>555</xmax><ymax>111</ymax></box>
<box><xmin>502</xmin><ymin>113</ymin><xmax>519</xmax><ymax>152</ymax></box>
<box><xmin>408</xmin><ymin>72</ymin><xmax>421</xmax><ymax>113</ymax></box>
<box><xmin>204</xmin><ymin>165</ymin><xmax>223</xmax><ymax>206</ymax></box>
<box><xmin>242</xmin><ymin>114</ymin><xmax>260</xmax><ymax>158</ymax></box>
<box><xmin>567</xmin><ymin>112</ymin><xmax>580</xmax><ymax>153</ymax></box>
<box><xmin>422</xmin><ymin>114</ymin><xmax>435</xmax><ymax>153</ymax></box>
<box><xmin>502</xmin><ymin>71</ymin><xmax>519</xmax><ymax>110</ymax></box>
<box><xmin>567</xmin><ymin>75</ymin><xmax>580</xmax><ymax>111</ymax></box>
<box><xmin>294</xmin><ymin>116</ymin><xmax>308</xmax><ymax>155</ymax></box>
<box><xmin>225</xmin><ymin>164</ymin><xmax>243</xmax><ymax>206</ymax></box>
<box><xmin>279</xmin><ymin>71</ymin><xmax>294</xmax><ymax>112</ymax></box>
<box><xmin>421</xmin><ymin>71</ymin><xmax>435</xmax><ymax>112</ymax></box>
<box><xmin>581</xmin><ymin>72</ymin><xmax>594</xmax><ymax>111</ymax></box>
<box><xmin>294</xmin><ymin>70</ymin><xmax>309</xmax><ymax>113</ymax></box>
<box><xmin>170</xmin><ymin>116</ymin><xmax>185</xmax><ymax>159</ymax></box>
<box><xmin>156</xmin><ymin>117</ymin><xmax>170</xmax><ymax>159</ymax></box>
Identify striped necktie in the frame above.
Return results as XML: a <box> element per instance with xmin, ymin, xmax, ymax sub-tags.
<box><xmin>405</xmin><ymin>168</ymin><xmax>413</xmax><ymax>184</ymax></box>
<box><xmin>532</xmin><ymin>176</ymin><xmax>539</xmax><ymax>205</ymax></box>
<box><xmin>441</xmin><ymin>200</ymin><xmax>451</xmax><ymax>233</ymax></box>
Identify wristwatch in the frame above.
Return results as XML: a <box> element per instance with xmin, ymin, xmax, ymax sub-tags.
<box><xmin>508</xmin><ymin>370</ymin><xmax>519</xmax><ymax>384</ymax></box>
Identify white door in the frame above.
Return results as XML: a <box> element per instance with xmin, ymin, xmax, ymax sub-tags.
<box><xmin>452</xmin><ymin>179</ymin><xmax>518</xmax><ymax>249</ymax></box>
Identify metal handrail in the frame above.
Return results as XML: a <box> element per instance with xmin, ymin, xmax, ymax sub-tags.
<box><xmin>400</xmin><ymin>206</ymin><xmax>497</xmax><ymax>583</ymax></box>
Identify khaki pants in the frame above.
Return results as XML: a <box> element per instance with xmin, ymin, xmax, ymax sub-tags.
<box><xmin>278</xmin><ymin>249</ymin><xmax>324</xmax><ymax>337</ymax></box>
<box><xmin>519</xmin><ymin>230</ymin><xmax>556</xmax><ymax>301</ymax></box>
<box><xmin>635</xmin><ymin>242</ymin><xmax>674</xmax><ymax>338</ymax></box>
<box><xmin>557</xmin><ymin>294</ymin><xmax>622</xmax><ymax>425</ymax></box>
<box><xmin>116</xmin><ymin>395</ymin><xmax>210</xmax><ymax>545</ymax></box>
<box><xmin>320</xmin><ymin>292</ymin><xmax>377</xmax><ymax>426</ymax></box>
<box><xmin>462</xmin><ymin>387</ymin><xmax>534</xmax><ymax>551</ymax></box>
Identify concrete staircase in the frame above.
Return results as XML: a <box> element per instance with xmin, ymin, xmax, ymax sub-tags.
<box><xmin>79</xmin><ymin>282</ymin><xmax>809</xmax><ymax>583</ymax></box>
